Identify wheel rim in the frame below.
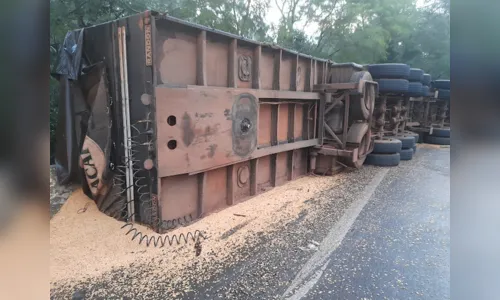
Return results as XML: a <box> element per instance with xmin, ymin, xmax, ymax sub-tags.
<box><xmin>363</xmin><ymin>83</ymin><xmax>374</xmax><ymax>112</ymax></box>
<box><xmin>358</xmin><ymin>130</ymin><xmax>370</xmax><ymax>158</ymax></box>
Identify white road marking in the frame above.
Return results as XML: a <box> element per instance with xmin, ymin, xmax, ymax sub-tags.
<box><xmin>285</xmin><ymin>259</ymin><xmax>331</xmax><ymax>300</ymax></box>
<box><xmin>282</xmin><ymin>168</ymin><xmax>389</xmax><ymax>299</ymax></box>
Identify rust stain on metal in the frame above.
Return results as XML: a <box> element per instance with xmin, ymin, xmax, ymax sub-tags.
<box><xmin>195</xmin><ymin>112</ymin><xmax>214</xmax><ymax>118</ymax></box>
<box><xmin>192</xmin><ymin>124</ymin><xmax>220</xmax><ymax>145</ymax></box>
<box><xmin>207</xmin><ymin>144</ymin><xmax>218</xmax><ymax>158</ymax></box>
<box><xmin>181</xmin><ymin>112</ymin><xmax>195</xmax><ymax>146</ymax></box>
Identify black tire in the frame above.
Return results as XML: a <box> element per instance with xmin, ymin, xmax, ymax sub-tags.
<box><xmin>365</xmin><ymin>153</ymin><xmax>401</xmax><ymax>166</ymax></box>
<box><xmin>390</xmin><ymin>135</ymin><xmax>415</xmax><ymax>149</ymax></box>
<box><xmin>422</xmin><ymin>74</ymin><xmax>432</xmax><ymax>86</ymax></box>
<box><xmin>372</xmin><ymin>138</ymin><xmax>402</xmax><ymax>154</ymax></box>
<box><xmin>419</xmin><ymin>132</ymin><xmax>425</xmax><ymax>143</ymax></box>
<box><xmin>404</xmin><ymin>131</ymin><xmax>419</xmax><ymax>143</ymax></box>
<box><xmin>412</xmin><ymin>145</ymin><xmax>417</xmax><ymax>153</ymax></box>
<box><xmin>431</xmin><ymin>127</ymin><xmax>450</xmax><ymax>138</ymax></box>
<box><xmin>408</xmin><ymin>68</ymin><xmax>424</xmax><ymax>82</ymax></box>
<box><xmin>416</xmin><ymin>132</ymin><xmax>425</xmax><ymax>143</ymax></box>
<box><xmin>424</xmin><ymin>135</ymin><xmax>450</xmax><ymax>145</ymax></box>
<box><xmin>368</xmin><ymin>63</ymin><xmax>411</xmax><ymax>79</ymax></box>
<box><xmin>376</xmin><ymin>79</ymin><xmax>409</xmax><ymax>94</ymax></box>
<box><xmin>432</xmin><ymin>79</ymin><xmax>450</xmax><ymax>90</ymax></box>
<box><xmin>406</xmin><ymin>82</ymin><xmax>423</xmax><ymax>96</ymax></box>
<box><xmin>437</xmin><ymin>89</ymin><xmax>450</xmax><ymax>100</ymax></box>
<box><xmin>421</xmin><ymin>85</ymin><xmax>430</xmax><ymax>97</ymax></box>
<box><xmin>400</xmin><ymin>148</ymin><xmax>414</xmax><ymax>160</ymax></box>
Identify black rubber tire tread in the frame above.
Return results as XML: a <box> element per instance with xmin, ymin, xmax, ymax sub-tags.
<box><xmin>368</xmin><ymin>63</ymin><xmax>411</xmax><ymax>79</ymax></box>
<box><xmin>437</xmin><ymin>89</ymin><xmax>450</xmax><ymax>100</ymax></box>
<box><xmin>408</xmin><ymin>68</ymin><xmax>424</xmax><ymax>82</ymax></box>
<box><xmin>412</xmin><ymin>145</ymin><xmax>417</xmax><ymax>153</ymax></box>
<box><xmin>422</xmin><ymin>74</ymin><xmax>432</xmax><ymax>86</ymax></box>
<box><xmin>424</xmin><ymin>135</ymin><xmax>450</xmax><ymax>145</ymax></box>
<box><xmin>407</xmin><ymin>127</ymin><xmax>425</xmax><ymax>143</ymax></box>
<box><xmin>404</xmin><ymin>131</ymin><xmax>420</xmax><ymax>143</ymax></box>
<box><xmin>432</xmin><ymin>79</ymin><xmax>450</xmax><ymax>90</ymax></box>
<box><xmin>421</xmin><ymin>85</ymin><xmax>430</xmax><ymax>97</ymax></box>
<box><xmin>376</xmin><ymin>79</ymin><xmax>409</xmax><ymax>94</ymax></box>
<box><xmin>430</xmin><ymin>127</ymin><xmax>450</xmax><ymax>138</ymax></box>
<box><xmin>365</xmin><ymin>153</ymin><xmax>401</xmax><ymax>166</ymax></box>
<box><xmin>372</xmin><ymin>138</ymin><xmax>402</xmax><ymax>154</ymax></box>
<box><xmin>400</xmin><ymin>148</ymin><xmax>414</xmax><ymax>160</ymax></box>
<box><xmin>391</xmin><ymin>135</ymin><xmax>416</xmax><ymax>149</ymax></box>
<box><xmin>406</xmin><ymin>82</ymin><xmax>423</xmax><ymax>96</ymax></box>
<box><xmin>417</xmin><ymin>132</ymin><xmax>425</xmax><ymax>143</ymax></box>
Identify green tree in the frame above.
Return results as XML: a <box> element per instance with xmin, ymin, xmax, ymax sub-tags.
<box><xmin>403</xmin><ymin>0</ymin><xmax>450</xmax><ymax>78</ymax></box>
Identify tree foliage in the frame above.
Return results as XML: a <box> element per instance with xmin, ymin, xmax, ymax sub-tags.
<box><xmin>49</xmin><ymin>0</ymin><xmax>449</xmax><ymax>159</ymax></box>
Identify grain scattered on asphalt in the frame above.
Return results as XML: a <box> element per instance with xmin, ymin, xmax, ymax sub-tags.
<box><xmin>50</xmin><ymin>174</ymin><xmax>345</xmax><ymax>295</ymax></box>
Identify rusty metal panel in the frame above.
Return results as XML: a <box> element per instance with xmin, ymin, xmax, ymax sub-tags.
<box><xmin>203</xmin><ymin>167</ymin><xmax>228</xmax><ymax>214</ymax></box>
<box><xmin>297</xmin><ymin>58</ymin><xmax>309</xmax><ymax>91</ymax></box>
<box><xmin>261</xmin><ymin>49</ymin><xmax>275</xmax><ymax>90</ymax></box>
<box><xmin>156</xmin><ymin>86</ymin><xmax>319</xmax><ymax>177</ymax></box>
<box><xmin>258</xmin><ymin>104</ymin><xmax>272</xmax><ymax>146</ymax></box>
<box><xmin>160</xmin><ymin>174</ymin><xmax>198</xmax><ymax>220</ymax></box>
<box><xmin>280</xmin><ymin>54</ymin><xmax>293</xmax><ymax>91</ymax></box>
<box><xmin>206</xmin><ymin>36</ymin><xmax>229</xmax><ymax>87</ymax></box>
<box><xmin>294</xmin><ymin>104</ymin><xmax>304</xmax><ymax>139</ymax></box>
<box><xmin>150</xmin><ymin>15</ymin><xmax>329</xmax><ymax>225</ymax></box>
<box><xmin>156</xmin><ymin>29</ymin><xmax>197</xmax><ymax>85</ymax></box>
<box><xmin>256</xmin><ymin>155</ymin><xmax>272</xmax><ymax>191</ymax></box>
<box><xmin>278</xmin><ymin>104</ymin><xmax>289</xmax><ymax>143</ymax></box>
<box><xmin>275</xmin><ymin>152</ymin><xmax>289</xmax><ymax>186</ymax></box>
<box><xmin>156</xmin><ymin>86</ymin><xmax>259</xmax><ymax>176</ymax></box>
<box><xmin>293</xmin><ymin>149</ymin><xmax>308</xmax><ymax>177</ymax></box>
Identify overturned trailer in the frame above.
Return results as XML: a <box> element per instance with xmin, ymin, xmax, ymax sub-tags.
<box><xmin>54</xmin><ymin>11</ymin><xmax>377</xmax><ymax>234</ymax></box>
<box><xmin>407</xmin><ymin>80</ymin><xmax>450</xmax><ymax>143</ymax></box>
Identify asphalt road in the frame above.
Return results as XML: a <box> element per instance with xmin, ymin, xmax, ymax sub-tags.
<box><xmin>288</xmin><ymin>147</ymin><xmax>450</xmax><ymax>300</ymax></box>
<box><xmin>56</xmin><ymin>146</ymin><xmax>450</xmax><ymax>299</ymax></box>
